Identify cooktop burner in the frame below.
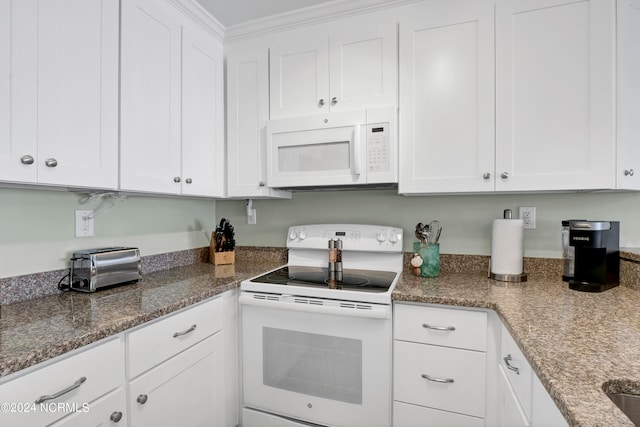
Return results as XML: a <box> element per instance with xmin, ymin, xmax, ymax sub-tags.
<box><xmin>250</xmin><ymin>265</ymin><xmax>397</xmax><ymax>293</ymax></box>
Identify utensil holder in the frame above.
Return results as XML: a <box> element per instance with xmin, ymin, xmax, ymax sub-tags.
<box><xmin>413</xmin><ymin>242</ymin><xmax>440</xmax><ymax>277</ymax></box>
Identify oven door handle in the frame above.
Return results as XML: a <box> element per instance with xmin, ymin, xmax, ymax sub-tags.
<box><xmin>238</xmin><ymin>294</ymin><xmax>391</xmax><ymax>320</ymax></box>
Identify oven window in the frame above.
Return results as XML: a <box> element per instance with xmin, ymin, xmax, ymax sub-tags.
<box><xmin>262</xmin><ymin>327</ymin><xmax>363</xmax><ymax>405</ymax></box>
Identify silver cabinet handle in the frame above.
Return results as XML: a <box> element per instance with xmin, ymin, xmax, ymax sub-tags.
<box><xmin>173</xmin><ymin>324</ymin><xmax>197</xmax><ymax>338</ymax></box>
<box><xmin>483</xmin><ymin>172</ymin><xmax>491</xmax><ymax>180</ymax></box>
<box><xmin>185</xmin><ymin>178</ymin><xmax>192</xmax><ymax>184</ymax></box>
<box><xmin>45</xmin><ymin>158</ymin><xmax>58</xmax><ymax>168</ymax></box>
<box><xmin>421</xmin><ymin>373</ymin><xmax>454</xmax><ymax>384</ymax></box>
<box><xmin>331</xmin><ymin>97</ymin><xmax>338</xmax><ymax>105</ymax></box>
<box><xmin>422</xmin><ymin>323</ymin><xmax>455</xmax><ymax>332</ymax></box>
<box><xmin>258</xmin><ymin>181</ymin><xmax>265</xmax><ymax>187</ymax></box>
<box><xmin>137</xmin><ymin>394</ymin><xmax>148</xmax><ymax>405</ymax></box>
<box><xmin>110</xmin><ymin>411</ymin><xmax>123</xmax><ymax>422</ymax></box>
<box><xmin>500</xmin><ymin>172</ymin><xmax>509</xmax><ymax>179</ymax></box>
<box><xmin>35</xmin><ymin>376</ymin><xmax>86</xmax><ymax>404</ymax></box>
<box><xmin>503</xmin><ymin>354</ymin><xmax>520</xmax><ymax>374</ymax></box>
<box><xmin>625</xmin><ymin>169</ymin><xmax>635</xmax><ymax>176</ymax></box>
<box><xmin>318</xmin><ymin>98</ymin><xmax>325</xmax><ymax>107</ymax></box>
<box><xmin>20</xmin><ymin>155</ymin><xmax>35</xmax><ymax>165</ymax></box>
<box><xmin>173</xmin><ymin>176</ymin><xmax>181</xmax><ymax>183</ymax></box>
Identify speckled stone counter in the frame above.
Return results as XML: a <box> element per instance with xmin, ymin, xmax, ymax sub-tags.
<box><xmin>394</xmin><ymin>270</ymin><xmax>640</xmax><ymax>427</ymax></box>
<box><xmin>0</xmin><ymin>249</ymin><xmax>287</xmax><ymax>379</ymax></box>
<box><xmin>2</xmin><ymin>247</ymin><xmax>639</xmax><ymax>427</ymax></box>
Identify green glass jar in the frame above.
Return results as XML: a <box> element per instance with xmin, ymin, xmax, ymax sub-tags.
<box><xmin>413</xmin><ymin>242</ymin><xmax>440</xmax><ymax>277</ymax></box>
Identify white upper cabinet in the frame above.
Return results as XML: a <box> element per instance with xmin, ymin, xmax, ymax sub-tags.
<box><xmin>0</xmin><ymin>0</ymin><xmax>118</xmax><ymax>189</ymax></box>
<box><xmin>269</xmin><ymin>15</ymin><xmax>397</xmax><ymax>119</ymax></box>
<box><xmin>495</xmin><ymin>0</ymin><xmax>616</xmax><ymax>192</ymax></box>
<box><xmin>226</xmin><ymin>40</ymin><xmax>291</xmax><ymax>199</ymax></box>
<box><xmin>398</xmin><ymin>0</ymin><xmax>495</xmax><ymax>194</ymax></box>
<box><xmin>616</xmin><ymin>0</ymin><xmax>640</xmax><ymax>190</ymax></box>
<box><xmin>121</xmin><ymin>0</ymin><xmax>224</xmax><ymax>197</ymax></box>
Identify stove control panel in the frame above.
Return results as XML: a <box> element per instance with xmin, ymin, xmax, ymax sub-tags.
<box><xmin>287</xmin><ymin>224</ymin><xmax>402</xmax><ymax>252</ymax></box>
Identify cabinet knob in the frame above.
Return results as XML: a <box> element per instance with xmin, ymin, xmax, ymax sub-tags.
<box><xmin>137</xmin><ymin>394</ymin><xmax>148</xmax><ymax>405</ymax></box>
<box><xmin>318</xmin><ymin>98</ymin><xmax>325</xmax><ymax>107</ymax></box>
<box><xmin>331</xmin><ymin>97</ymin><xmax>338</xmax><ymax>105</ymax></box>
<box><xmin>174</xmin><ymin>176</ymin><xmax>181</xmax><ymax>183</ymax></box>
<box><xmin>110</xmin><ymin>411</ymin><xmax>123</xmax><ymax>423</ymax></box>
<box><xmin>20</xmin><ymin>155</ymin><xmax>35</xmax><ymax>165</ymax></box>
<box><xmin>624</xmin><ymin>169</ymin><xmax>635</xmax><ymax>177</ymax></box>
<box><xmin>258</xmin><ymin>181</ymin><xmax>265</xmax><ymax>187</ymax></box>
<box><xmin>483</xmin><ymin>172</ymin><xmax>491</xmax><ymax>180</ymax></box>
<box><xmin>45</xmin><ymin>158</ymin><xmax>58</xmax><ymax>168</ymax></box>
<box><xmin>185</xmin><ymin>178</ymin><xmax>192</xmax><ymax>184</ymax></box>
<box><xmin>500</xmin><ymin>172</ymin><xmax>509</xmax><ymax>179</ymax></box>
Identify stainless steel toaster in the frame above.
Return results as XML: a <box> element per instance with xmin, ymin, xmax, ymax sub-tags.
<box><xmin>70</xmin><ymin>247</ymin><xmax>141</xmax><ymax>292</ymax></box>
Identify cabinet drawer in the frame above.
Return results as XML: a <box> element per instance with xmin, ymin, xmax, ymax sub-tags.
<box><xmin>394</xmin><ymin>340</ymin><xmax>486</xmax><ymax>418</ymax></box>
<box><xmin>500</xmin><ymin>324</ymin><xmax>533</xmax><ymax>422</ymax></box>
<box><xmin>127</xmin><ymin>297</ymin><xmax>223</xmax><ymax>379</ymax></box>
<box><xmin>49</xmin><ymin>388</ymin><xmax>127</xmax><ymax>427</ymax></box>
<box><xmin>393</xmin><ymin>401</ymin><xmax>484</xmax><ymax>427</ymax></box>
<box><xmin>394</xmin><ymin>303</ymin><xmax>487</xmax><ymax>351</ymax></box>
<box><xmin>0</xmin><ymin>337</ymin><xmax>124</xmax><ymax>427</ymax></box>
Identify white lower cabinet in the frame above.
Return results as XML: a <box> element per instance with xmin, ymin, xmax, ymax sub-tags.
<box><xmin>49</xmin><ymin>388</ymin><xmax>127</xmax><ymax>427</ymax></box>
<box><xmin>0</xmin><ymin>336</ymin><xmax>125</xmax><ymax>427</ymax></box>
<box><xmin>128</xmin><ymin>332</ymin><xmax>223</xmax><ymax>426</ymax></box>
<box><xmin>393</xmin><ymin>303</ymin><xmax>489</xmax><ymax>426</ymax></box>
<box><xmin>499</xmin><ymin>324</ymin><xmax>568</xmax><ymax>427</ymax></box>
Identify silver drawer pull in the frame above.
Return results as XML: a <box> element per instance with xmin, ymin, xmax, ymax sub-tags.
<box><xmin>503</xmin><ymin>354</ymin><xmax>520</xmax><ymax>374</ymax></box>
<box><xmin>421</xmin><ymin>373</ymin><xmax>454</xmax><ymax>384</ymax></box>
<box><xmin>173</xmin><ymin>324</ymin><xmax>197</xmax><ymax>338</ymax></box>
<box><xmin>35</xmin><ymin>376</ymin><xmax>86</xmax><ymax>404</ymax></box>
<box><xmin>422</xmin><ymin>323</ymin><xmax>455</xmax><ymax>332</ymax></box>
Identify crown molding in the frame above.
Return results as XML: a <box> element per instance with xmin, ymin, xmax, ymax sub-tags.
<box><xmin>168</xmin><ymin>0</ymin><xmax>225</xmax><ymax>41</ymax></box>
<box><xmin>223</xmin><ymin>0</ymin><xmax>420</xmax><ymax>44</ymax></box>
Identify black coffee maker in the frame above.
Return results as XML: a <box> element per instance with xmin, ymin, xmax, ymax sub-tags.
<box><xmin>568</xmin><ymin>221</ymin><xmax>620</xmax><ymax>292</ymax></box>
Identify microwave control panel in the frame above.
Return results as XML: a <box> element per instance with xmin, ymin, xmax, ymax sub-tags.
<box><xmin>366</xmin><ymin>124</ymin><xmax>390</xmax><ymax>173</ymax></box>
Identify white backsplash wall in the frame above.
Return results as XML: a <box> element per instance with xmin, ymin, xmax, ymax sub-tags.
<box><xmin>216</xmin><ymin>190</ymin><xmax>640</xmax><ymax>258</ymax></box>
<box><xmin>0</xmin><ymin>187</ymin><xmax>216</xmax><ymax>278</ymax></box>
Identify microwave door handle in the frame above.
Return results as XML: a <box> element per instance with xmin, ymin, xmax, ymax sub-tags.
<box><xmin>352</xmin><ymin>124</ymin><xmax>362</xmax><ymax>176</ymax></box>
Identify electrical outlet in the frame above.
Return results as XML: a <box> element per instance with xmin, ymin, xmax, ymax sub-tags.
<box><xmin>75</xmin><ymin>209</ymin><xmax>94</xmax><ymax>237</ymax></box>
<box><xmin>519</xmin><ymin>206</ymin><xmax>536</xmax><ymax>230</ymax></box>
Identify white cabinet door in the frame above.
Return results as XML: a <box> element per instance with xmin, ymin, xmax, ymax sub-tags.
<box><xmin>120</xmin><ymin>0</ymin><xmax>182</xmax><ymax>195</ymax></box>
<box><xmin>269</xmin><ymin>17</ymin><xmax>397</xmax><ymax>120</ymax></box>
<box><xmin>0</xmin><ymin>0</ymin><xmax>37</xmax><ymax>183</ymax></box>
<box><xmin>50</xmin><ymin>388</ymin><xmax>126</xmax><ymax>427</ymax></box>
<box><xmin>398</xmin><ymin>0</ymin><xmax>495</xmax><ymax>194</ymax></box>
<box><xmin>269</xmin><ymin>30</ymin><xmax>329</xmax><ymax>119</ymax></box>
<box><xmin>128</xmin><ymin>332</ymin><xmax>224</xmax><ymax>427</ymax></box>
<box><xmin>616</xmin><ymin>0</ymin><xmax>640</xmax><ymax>190</ymax></box>
<box><xmin>181</xmin><ymin>25</ymin><xmax>224</xmax><ymax>197</ymax></box>
<box><xmin>226</xmin><ymin>41</ymin><xmax>291</xmax><ymax>198</ymax></box>
<box><xmin>327</xmin><ymin>20</ymin><xmax>397</xmax><ymax>113</ymax></box>
<box><xmin>0</xmin><ymin>0</ymin><xmax>118</xmax><ymax>189</ymax></box>
<box><xmin>497</xmin><ymin>365</ymin><xmax>530</xmax><ymax>427</ymax></box>
<box><xmin>495</xmin><ymin>0</ymin><xmax>615</xmax><ymax>191</ymax></box>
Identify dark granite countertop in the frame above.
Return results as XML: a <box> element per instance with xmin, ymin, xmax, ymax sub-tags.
<box><xmin>2</xmin><ymin>251</ymin><xmax>639</xmax><ymax>426</ymax></box>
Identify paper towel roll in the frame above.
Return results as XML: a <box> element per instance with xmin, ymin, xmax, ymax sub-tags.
<box><xmin>491</xmin><ymin>218</ymin><xmax>524</xmax><ymax>275</ymax></box>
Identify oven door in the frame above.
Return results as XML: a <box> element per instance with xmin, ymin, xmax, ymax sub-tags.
<box><xmin>239</xmin><ymin>292</ymin><xmax>391</xmax><ymax>427</ymax></box>
<box><xmin>266</xmin><ymin>111</ymin><xmax>367</xmax><ymax>188</ymax></box>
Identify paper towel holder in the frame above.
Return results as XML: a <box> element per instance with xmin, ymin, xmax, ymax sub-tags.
<box><xmin>489</xmin><ymin>209</ymin><xmax>528</xmax><ymax>282</ymax></box>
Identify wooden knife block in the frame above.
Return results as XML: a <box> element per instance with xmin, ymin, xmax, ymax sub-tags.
<box><xmin>210</xmin><ymin>232</ymin><xmax>235</xmax><ymax>265</ymax></box>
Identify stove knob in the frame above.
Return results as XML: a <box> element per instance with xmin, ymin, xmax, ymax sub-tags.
<box><xmin>389</xmin><ymin>234</ymin><xmax>399</xmax><ymax>244</ymax></box>
<box><xmin>298</xmin><ymin>230</ymin><xmax>307</xmax><ymax>240</ymax></box>
<box><xmin>289</xmin><ymin>230</ymin><xmax>298</xmax><ymax>240</ymax></box>
<box><xmin>376</xmin><ymin>232</ymin><xmax>386</xmax><ymax>243</ymax></box>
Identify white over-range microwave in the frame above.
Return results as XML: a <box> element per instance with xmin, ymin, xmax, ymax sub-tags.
<box><xmin>266</xmin><ymin>107</ymin><xmax>397</xmax><ymax>189</ymax></box>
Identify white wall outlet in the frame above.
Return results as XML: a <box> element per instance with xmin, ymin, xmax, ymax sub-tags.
<box><xmin>75</xmin><ymin>209</ymin><xmax>95</xmax><ymax>237</ymax></box>
<box><xmin>519</xmin><ymin>206</ymin><xmax>536</xmax><ymax>230</ymax></box>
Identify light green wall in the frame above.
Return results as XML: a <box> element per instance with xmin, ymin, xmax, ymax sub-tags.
<box><xmin>216</xmin><ymin>190</ymin><xmax>640</xmax><ymax>258</ymax></box>
<box><xmin>0</xmin><ymin>187</ymin><xmax>216</xmax><ymax>278</ymax></box>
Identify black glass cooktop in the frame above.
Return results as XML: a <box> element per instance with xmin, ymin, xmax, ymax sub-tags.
<box><xmin>250</xmin><ymin>265</ymin><xmax>397</xmax><ymax>293</ymax></box>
